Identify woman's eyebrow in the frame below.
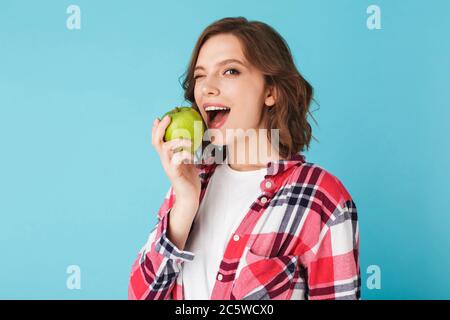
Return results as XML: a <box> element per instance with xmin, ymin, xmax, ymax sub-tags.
<box><xmin>194</xmin><ymin>58</ymin><xmax>247</xmax><ymax>71</ymax></box>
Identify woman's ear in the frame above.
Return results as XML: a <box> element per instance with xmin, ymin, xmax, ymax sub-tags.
<box><xmin>264</xmin><ymin>85</ymin><xmax>277</xmax><ymax>107</ymax></box>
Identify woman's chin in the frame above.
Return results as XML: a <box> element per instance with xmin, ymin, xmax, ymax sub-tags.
<box><xmin>210</xmin><ymin>137</ymin><xmax>225</xmax><ymax>146</ymax></box>
<box><xmin>208</xmin><ymin>129</ymin><xmax>226</xmax><ymax>145</ymax></box>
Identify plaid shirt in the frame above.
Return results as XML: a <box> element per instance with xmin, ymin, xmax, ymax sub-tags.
<box><xmin>128</xmin><ymin>153</ymin><xmax>360</xmax><ymax>300</ymax></box>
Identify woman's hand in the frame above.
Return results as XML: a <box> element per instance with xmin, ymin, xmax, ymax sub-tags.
<box><xmin>152</xmin><ymin>115</ymin><xmax>201</xmax><ymax>207</ymax></box>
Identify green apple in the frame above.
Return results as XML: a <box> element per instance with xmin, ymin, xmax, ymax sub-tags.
<box><xmin>161</xmin><ymin>106</ymin><xmax>205</xmax><ymax>154</ymax></box>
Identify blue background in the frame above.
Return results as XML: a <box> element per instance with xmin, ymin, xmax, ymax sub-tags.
<box><xmin>1</xmin><ymin>0</ymin><xmax>449</xmax><ymax>299</ymax></box>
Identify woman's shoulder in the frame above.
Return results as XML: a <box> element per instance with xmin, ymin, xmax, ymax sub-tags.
<box><xmin>290</xmin><ymin>161</ymin><xmax>354</xmax><ymax>204</ymax></box>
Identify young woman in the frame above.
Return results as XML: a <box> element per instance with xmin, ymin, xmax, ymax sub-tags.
<box><xmin>128</xmin><ymin>17</ymin><xmax>360</xmax><ymax>300</ymax></box>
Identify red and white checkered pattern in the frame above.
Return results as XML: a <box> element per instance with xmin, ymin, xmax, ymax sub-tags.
<box><xmin>128</xmin><ymin>154</ymin><xmax>360</xmax><ymax>300</ymax></box>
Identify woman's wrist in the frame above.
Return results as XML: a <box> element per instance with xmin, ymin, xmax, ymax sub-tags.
<box><xmin>173</xmin><ymin>189</ymin><xmax>200</xmax><ymax>210</ymax></box>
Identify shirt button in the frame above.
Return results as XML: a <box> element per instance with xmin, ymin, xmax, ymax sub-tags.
<box><xmin>261</xmin><ymin>196</ymin><xmax>268</xmax><ymax>204</ymax></box>
<box><xmin>265</xmin><ymin>181</ymin><xmax>272</xmax><ymax>189</ymax></box>
<box><xmin>217</xmin><ymin>273</ymin><xmax>223</xmax><ymax>281</ymax></box>
<box><xmin>233</xmin><ymin>234</ymin><xmax>240</xmax><ymax>242</ymax></box>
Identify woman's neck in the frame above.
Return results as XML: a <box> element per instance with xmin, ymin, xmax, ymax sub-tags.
<box><xmin>225</xmin><ymin>135</ymin><xmax>283</xmax><ymax>172</ymax></box>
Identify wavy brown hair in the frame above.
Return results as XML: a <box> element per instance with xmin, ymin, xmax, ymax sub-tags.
<box><xmin>180</xmin><ymin>16</ymin><xmax>316</xmax><ymax>159</ymax></box>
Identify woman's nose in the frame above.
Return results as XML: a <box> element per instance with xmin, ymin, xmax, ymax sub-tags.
<box><xmin>201</xmin><ymin>79</ymin><xmax>220</xmax><ymax>96</ymax></box>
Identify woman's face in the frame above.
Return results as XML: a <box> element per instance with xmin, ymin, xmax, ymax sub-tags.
<box><xmin>194</xmin><ymin>33</ymin><xmax>276</xmax><ymax>146</ymax></box>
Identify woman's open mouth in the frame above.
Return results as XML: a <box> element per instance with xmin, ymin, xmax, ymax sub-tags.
<box><xmin>205</xmin><ymin>106</ymin><xmax>231</xmax><ymax>129</ymax></box>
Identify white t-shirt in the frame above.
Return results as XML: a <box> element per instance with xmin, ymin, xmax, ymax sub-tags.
<box><xmin>182</xmin><ymin>162</ymin><xmax>267</xmax><ymax>300</ymax></box>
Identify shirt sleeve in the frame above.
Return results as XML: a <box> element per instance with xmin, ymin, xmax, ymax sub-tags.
<box><xmin>301</xmin><ymin>173</ymin><xmax>361</xmax><ymax>300</ymax></box>
<box><xmin>128</xmin><ymin>186</ymin><xmax>195</xmax><ymax>300</ymax></box>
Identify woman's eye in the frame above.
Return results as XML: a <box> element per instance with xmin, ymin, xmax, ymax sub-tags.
<box><xmin>224</xmin><ymin>68</ymin><xmax>240</xmax><ymax>76</ymax></box>
<box><xmin>194</xmin><ymin>68</ymin><xmax>239</xmax><ymax>80</ymax></box>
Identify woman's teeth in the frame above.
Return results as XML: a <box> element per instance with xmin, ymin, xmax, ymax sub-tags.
<box><xmin>205</xmin><ymin>106</ymin><xmax>230</xmax><ymax>112</ymax></box>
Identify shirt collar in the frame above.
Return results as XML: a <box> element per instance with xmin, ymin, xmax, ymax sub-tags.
<box><xmin>266</xmin><ymin>153</ymin><xmax>306</xmax><ymax>176</ymax></box>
